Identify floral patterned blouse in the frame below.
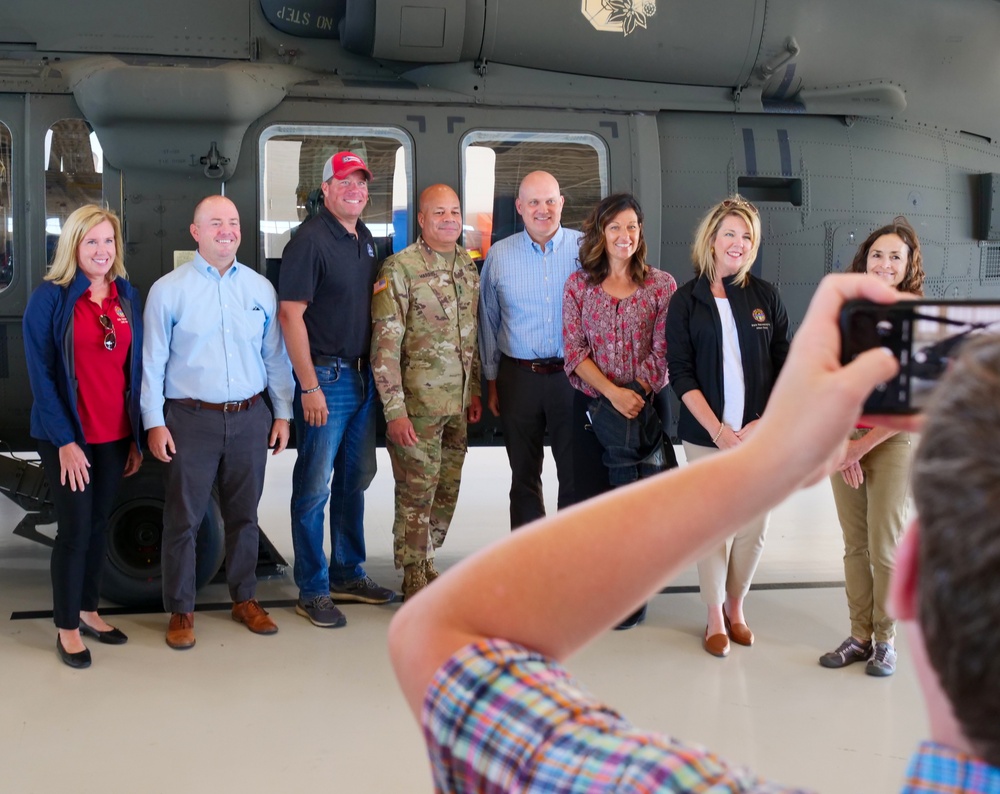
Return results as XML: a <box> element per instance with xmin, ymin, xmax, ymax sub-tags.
<box><xmin>562</xmin><ymin>267</ymin><xmax>677</xmax><ymax>398</ymax></box>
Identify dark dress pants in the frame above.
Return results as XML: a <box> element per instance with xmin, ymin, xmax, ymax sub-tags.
<box><xmin>161</xmin><ymin>399</ymin><xmax>270</xmax><ymax>614</ymax></box>
<box><xmin>567</xmin><ymin>389</ymin><xmax>612</xmax><ymax>506</ymax></box>
<box><xmin>38</xmin><ymin>437</ymin><xmax>131</xmax><ymax>629</ymax></box>
<box><xmin>496</xmin><ymin>356</ymin><xmax>578</xmax><ymax>529</ymax></box>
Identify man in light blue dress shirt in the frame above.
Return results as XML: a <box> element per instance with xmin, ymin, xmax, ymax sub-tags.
<box><xmin>142</xmin><ymin>195</ymin><xmax>294</xmax><ymax>649</ymax></box>
<box><xmin>479</xmin><ymin>172</ymin><xmax>582</xmax><ymax>528</ymax></box>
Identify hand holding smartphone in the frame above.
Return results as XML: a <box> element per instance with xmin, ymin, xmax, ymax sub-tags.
<box><xmin>840</xmin><ymin>299</ymin><xmax>1000</xmax><ymax>413</ymax></box>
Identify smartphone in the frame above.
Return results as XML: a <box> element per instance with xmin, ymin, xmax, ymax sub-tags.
<box><xmin>840</xmin><ymin>298</ymin><xmax>1000</xmax><ymax>413</ymax></box>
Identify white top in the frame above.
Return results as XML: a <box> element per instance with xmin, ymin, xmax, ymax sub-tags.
<box><xmin>715</xmin><ymin>297</ymin><xmax>745</xmax><ymax>431</ymax></box>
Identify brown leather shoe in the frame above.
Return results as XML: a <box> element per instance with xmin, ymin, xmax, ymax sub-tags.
<box><xmin>166</xmin><ymin>612</ymin><xmax>195</xmax><ymax>650</ymax></box>
<box><xmin>723</xmin><ymin>609</ymin><xmax>754</xmax><ymax>646</ymax></box>
<box><xmin>703</xmin><ymin>628</ymin><xmax>730</xmax><ymax>657</ymax></box>
<box><xmin>232</xmin><ymin>599</ymin><xmax>278</xmax><ymax>635</ymax></box>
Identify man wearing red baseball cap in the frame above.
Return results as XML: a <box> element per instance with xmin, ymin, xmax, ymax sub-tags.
<box><xmin>278</xmin><ymin>151</ymin><xmax>395</xmax><ymax>629</ymax></box>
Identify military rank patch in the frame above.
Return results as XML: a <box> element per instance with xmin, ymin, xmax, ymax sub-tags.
<box><xmin>373</xmin><ymin>277</ymin><xmax>388</xmax><ymax>295</ymax></box>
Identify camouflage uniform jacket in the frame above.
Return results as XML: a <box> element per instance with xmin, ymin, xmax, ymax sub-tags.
<box><xmin>371</xmin><ymin>237</ymin><xmax>481</xmax><ymax>421</ymax></box>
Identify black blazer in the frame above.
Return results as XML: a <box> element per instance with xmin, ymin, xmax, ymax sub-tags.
<box><xmin>666</xmin><ymin>273</ymin><xmax>790</xmax><ymax>447</ymax></box>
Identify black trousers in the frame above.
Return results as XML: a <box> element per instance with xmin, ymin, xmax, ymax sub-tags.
<box><xmin>38</xmin><ymin>437</ymin><xmax>130</xmax><ymax>629</ymax></box>
<box><xmin>496</xmin><ymin>356</ymin><xmax>578</xmax><ymax>528</ymax></box>
<box><xmin>161</xmin><ymin>399</ymin><xmax>270</xmax><ymax>614</ymax></box>
<box><xmin>567</xmin><ymin>389</ymin><xmax>612</xmax><ymax>506</ymax></box>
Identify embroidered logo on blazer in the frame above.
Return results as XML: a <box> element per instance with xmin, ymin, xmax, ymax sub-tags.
<box><xmin>752</xmin><ymin>308</ymin><xmax>767</xmax><ymax>323</ymax></box>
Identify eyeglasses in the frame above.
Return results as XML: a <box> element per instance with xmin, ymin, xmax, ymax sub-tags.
<box><xmin>721</xmin><ymin>196</ymin><xmax>759</xmax><ymax>215</ymax></box>
<box><xmin>98</xmin><ymin>314</ymin><xmax>117</xmax><ymax>351</ymax></box>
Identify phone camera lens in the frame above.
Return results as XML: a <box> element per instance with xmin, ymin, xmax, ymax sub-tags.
<box><xmin>876</xmin><ymin>320</ymin><xmax>893</xmax><ymax>337</ymax></box>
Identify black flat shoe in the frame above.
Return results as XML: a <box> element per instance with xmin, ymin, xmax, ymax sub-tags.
<box><xmin>57</xmin><ymin>636</ymin><xmax>92</xmax><ymax>669</ymax></box>
<box><xmin>79</xmin><ymin>621</ymin><xmax>128</xmax><ymax>645</ymax></box>
<box><xmin>614</xmin><ymin>603</ymin><xmax>648</xmax><ymax>631</ymax></box>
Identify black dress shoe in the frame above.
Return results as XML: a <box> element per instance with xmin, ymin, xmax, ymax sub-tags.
<box><xmin>614</xmin><ymin>603</ymin><xmax>648</xmax><ymax>631</ymax></box>
<box><xmin>56</xmin><ymin>636</ymin><xmax>92</xmax><ymax>669</ymax></box>
<box><xmin>79</xmin><ymin>620</ymin><xmax>128</xmax><ymax>645</ymax></box>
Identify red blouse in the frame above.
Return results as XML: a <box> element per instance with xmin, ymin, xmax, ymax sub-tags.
<box><xmin>73</xmin><ymin>281</ymin><xmax>132</xmax><ymax>444</ymax></box>
<box><xmin>562</xmin><ymin>268</ymin><xmax>677</xmax><ymax>398</ymax></box>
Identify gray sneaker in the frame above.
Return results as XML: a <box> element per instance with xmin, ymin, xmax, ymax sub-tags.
<box><xmin>296</xmin><ymin>595</ymin><xmax>346</xmax><ymax>628</ymax></box>
<box><xmin>819</xmin><ymin>636</ymin><xmax>872</xmax><ymax>668</ymax></box>
<box><xmin>866</xmin><ymin>641</ymin><xmax>897</xmax><ymax>677</ymax></box>
<box><xmin>330</xmin><ymin>575</ymin><xmax>397</xmax><ymax>605</ymax></box>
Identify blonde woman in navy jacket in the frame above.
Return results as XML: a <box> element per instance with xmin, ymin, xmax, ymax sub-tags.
<box><xmin>666</xmin><ymin>196</ymin><xmax>789</xmax><ymax>658</ymax></box>
<box><xmin>23</xmin><ymin>205</ymin><xmax>143</xmax><ymax>669</ymax></box>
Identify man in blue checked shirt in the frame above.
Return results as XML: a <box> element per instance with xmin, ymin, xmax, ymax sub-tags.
<box><xmin>391</xmin><ymin>275</ymin><xmax>1000</xmax><ymax>793</ymax></box>
<box><xmin>142</xmin><ymin>195</ymin><xmax>294</xmax><ymax>650</ymax></box>
<box><xmin>479</xmin><ymin>171</ymin><xmax>585</xmax><ymax>528</ymax></box>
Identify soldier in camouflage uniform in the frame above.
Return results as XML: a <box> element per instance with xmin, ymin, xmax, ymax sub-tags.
<box><xmin>371</xmin><ymin>184</ymin><xmax>482</xmax><ymax>600</ymax></box>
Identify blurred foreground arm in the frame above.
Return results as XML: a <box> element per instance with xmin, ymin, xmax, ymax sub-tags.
<box><xmin>390</xmin><ymin>274</ymin><xmax>913</xmax><ymax>715</ymax></box>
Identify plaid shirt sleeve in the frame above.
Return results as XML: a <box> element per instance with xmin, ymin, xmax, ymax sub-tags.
<box><xmin>901</xmin><ymin>741</ymin><xmax>1000</xmax><ymax>793</ymax></box>
<box><xmin>422</xmin><ymin>639</ymin><xmax>814</xmax><ymax>793</ymax></box>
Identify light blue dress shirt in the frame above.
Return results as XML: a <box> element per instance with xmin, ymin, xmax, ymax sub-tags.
<box><xmin>478</xmin><ymin>226</ymin><xmax>582</xmax><ymax>380</ymax></box>
<box><xmin>140</xmin><ymin>253</ymin><xmax>294</xmax><ymax>428</ymax></box>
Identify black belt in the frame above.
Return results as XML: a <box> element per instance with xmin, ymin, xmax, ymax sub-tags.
<box><xmin>506</xmin><ymin>356</ymin><xmax>564</xmax><ymax>375</ymax></box>
<box><xmin>312</xmin><ymin>355</ymin><xmax>368</xmax><ymax>371</ymax></box>
<box><xmin>171</xmin><ymin>393</ymin><xmax>263</xmax><ymax>413</ymax></box>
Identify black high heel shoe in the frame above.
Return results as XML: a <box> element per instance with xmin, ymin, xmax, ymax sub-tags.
<box><xmin>57</xmin><ymin>636</ymin><xmax>92</xmax><ymax>669</ymax></box>
<box><xmin>79</xmin><ymin>620</ymin><xmax>128</xmax><ymax>645</ymax></box>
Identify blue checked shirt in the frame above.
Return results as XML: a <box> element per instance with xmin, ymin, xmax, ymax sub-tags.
<box><xmin>478</xmin><ymin>226</ymin><xmax>582</xmax><ymax>380</ymax></box>
<box><xmin>141</xmin><ymin>254</ymin><xmax>294</xmax><ymax>428</ymax></box>
<box><xmin>901</xmin><ymin>742</ymin><xmax>1000</xmax><ymax>793</ymax></box>
<box><xmin>423</xmin><ymin>639</ymin><xmax>812</xmax><ymax>793</ymax></box>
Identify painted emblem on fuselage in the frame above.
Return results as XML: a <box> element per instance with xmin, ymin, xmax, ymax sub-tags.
<box><xmin>582</xmin><ymin>0</ymin><xmax>655</xmax><ymax>36</ymax></box>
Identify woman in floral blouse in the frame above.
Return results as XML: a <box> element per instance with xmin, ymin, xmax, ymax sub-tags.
<box><xmin>563</xmin><ymin>192</ymin><xmax>677</xmax><ymax>627</ymax></box>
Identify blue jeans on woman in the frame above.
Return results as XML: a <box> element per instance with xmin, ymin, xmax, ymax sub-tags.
<box><xmin>291</xmin><ymin>363</ymin><xmax>377</xmax><ymax>600</ymax></box>
<box><xmin>587</xmin><ymin>382</ymin><xmax>675</xmax><ymax>488</ymax></box>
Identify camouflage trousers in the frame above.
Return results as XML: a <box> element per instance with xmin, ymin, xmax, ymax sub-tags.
<box><xmin>386</xmin><ymin>413</ymin><xmax>468</xmax><ymax>569</ymax></box>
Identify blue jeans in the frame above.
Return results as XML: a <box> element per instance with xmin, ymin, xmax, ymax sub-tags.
<box><xmin>291</xmin><ymin>363</ymin><xmax>377</xmax><ymax>598</ymax></box>
<box><xmin>587</xmin><ymin>382</ymin><xmax>675</xmax><ymax>488</ymax></box>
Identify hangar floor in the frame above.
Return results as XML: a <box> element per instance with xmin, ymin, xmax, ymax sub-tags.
<box><xmin>1</xmin><ymin>447</ymin><xmax>925</xmax><ymax>793</ymax></box>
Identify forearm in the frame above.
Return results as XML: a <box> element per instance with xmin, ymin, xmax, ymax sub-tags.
<box><xmin>278</xmin><ymin>307</ymin><xmax>319</xmax><ymax>390</ymax></box>
<box><xmin>844</xmin><ymin>427</ymin><xmax>899</xmax><ymax>464</ymax></box>
<box><xmin>681</xmin><ymin>389</ymin><xmax>722</xmax><ymax>436</ymax></box>
<box><xmin>572</xmin><ymin>357</ymin><xmax>620</xmax><ymax>399</ymax></box>
<box><xmin>389</xmin><ymin>435</ymin><xmax>805</xmax><ymax>715</ymax></box>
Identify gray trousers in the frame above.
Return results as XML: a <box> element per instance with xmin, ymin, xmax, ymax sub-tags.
<box><xmin>161</xmin><ymin>399</ymin><xmax>270</xmax><ymax>613</ymax></box>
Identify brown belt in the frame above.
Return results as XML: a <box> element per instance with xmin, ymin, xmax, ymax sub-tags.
<box><xmin>507</xmin><ymin>356</ymin><xmax>565</xmax><ymax>375</ymax></box>
<box><xmin>171</xmin><ymin>392</ymin><xmax>264</xmax><ymax>413</ymax></box>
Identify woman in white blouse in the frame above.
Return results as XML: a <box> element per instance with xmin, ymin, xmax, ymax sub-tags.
<box><xmin>665</xmin><ymin>196</ymin><xmax>790</xmax><ymax>657</ymax></box>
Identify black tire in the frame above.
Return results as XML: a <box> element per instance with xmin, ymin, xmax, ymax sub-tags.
<box><xmin>100</xmin><ymin>462</ymin><xmax>225</xmax><ymax>607</ymax></box>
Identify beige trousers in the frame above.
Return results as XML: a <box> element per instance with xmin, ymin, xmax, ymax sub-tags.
<box><xmin>829</xmin><ymin>430</ymin><xmax>912</xmax><ymax>643</ymax></box>
<box><xmin>683</xmin><ymin>441</ymin><xmax>770</xmax><ymax>606</ymax></box>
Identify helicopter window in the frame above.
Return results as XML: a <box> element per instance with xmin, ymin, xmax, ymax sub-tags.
<box><xmin>460</xmin><ymin>131</ymin><xmax>609</xmax><ymax>259</ymax></box>
<box><xmin>259</xmin><ymin>125</ymin><xmax>413</xmax><ymax>264</ymax></box>
<box><xmin>0</xmin><ymin>122</ymin><xmax>10</xmax><ymax>292</ymax></box>
<box><xmin>44</xmin><ymin>120</ymin><xmax>105</xmax><ymax>266</ymax></box>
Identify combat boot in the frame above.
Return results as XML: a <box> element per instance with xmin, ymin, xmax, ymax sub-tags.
<box><xmin>402</xmin><ymin>563</ymin><xmax>428</xmax><ymax>601</ymax></box>
<box><xmin>422</xmin><ymin>558</ymin><xmax>439</xmax><ymax>583</ymax></box>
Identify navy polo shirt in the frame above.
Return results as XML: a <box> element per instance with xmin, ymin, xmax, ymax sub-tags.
<box><xmin>278</xmin><ymin>205</ymin><xmax>379</xmax><ymax>359</ymax></box>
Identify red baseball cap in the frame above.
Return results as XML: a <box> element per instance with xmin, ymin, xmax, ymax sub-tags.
<box><xmin>323</xmin><ymin>152</ymin><xmax>372</xmax><ymax>182</ymax></box>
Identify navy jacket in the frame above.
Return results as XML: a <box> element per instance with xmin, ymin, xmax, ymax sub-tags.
<box><xmin>666</xmin><ymin>273</ymin><xmax>790</xmax><ymax>447</ymax></box>
<box><xmin>23</xmin><ymin>270</ymin><xmax>143</xmax><ymax>449</ymax></box>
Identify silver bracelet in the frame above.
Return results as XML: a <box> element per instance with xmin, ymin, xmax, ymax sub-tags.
<box><xmin>301</xmin><ymin>384</ymin><xmax>322</xmax><ymax>394</ymax></box>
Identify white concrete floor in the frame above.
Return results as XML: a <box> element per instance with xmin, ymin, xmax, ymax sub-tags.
<box><xmin>0</xmin><ymin>447</ymin><xmax>925</xmax><ymax>793</ymax></box>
